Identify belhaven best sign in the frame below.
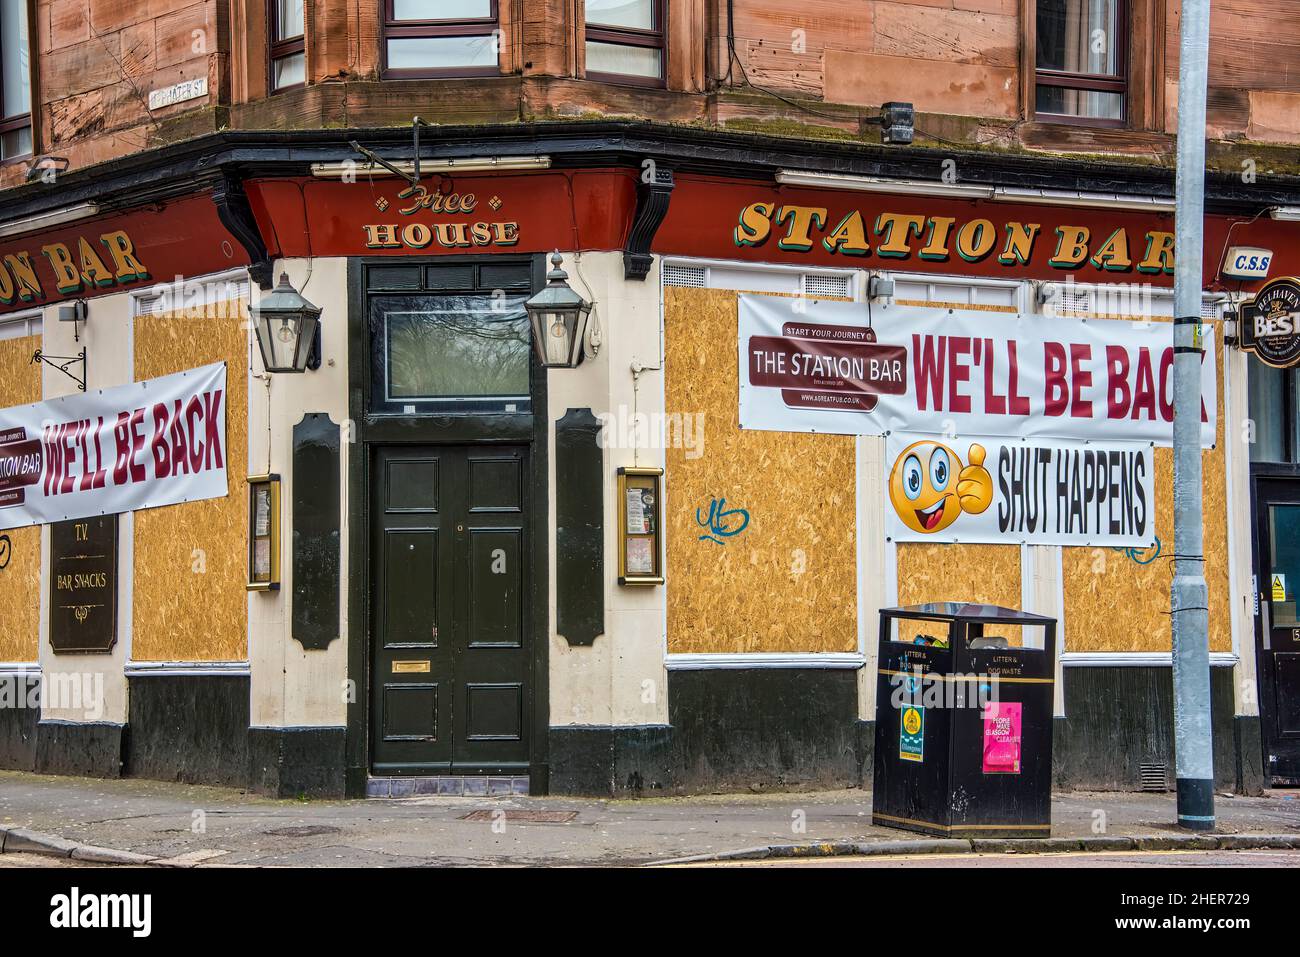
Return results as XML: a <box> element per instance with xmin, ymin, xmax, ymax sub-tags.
<box><xmin>738</xmin><ymin>294</ymin><xmax>1216</xmax><ymax>448</ymax></box>
<box><xmin>0</xmin><ymin>363</ymin><xmax>228</xmax><ymax>529</ymax></box>
<box><xmin>1239</xmin><ymin>276</ymin><xmax>1300</xmax><ymax>368</ymax></box>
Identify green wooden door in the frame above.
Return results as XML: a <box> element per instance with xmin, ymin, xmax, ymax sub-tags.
<box><xmin>371</xmin><ymin>445</ymin><xmax>530</xmax><ymax>775</ymax></box>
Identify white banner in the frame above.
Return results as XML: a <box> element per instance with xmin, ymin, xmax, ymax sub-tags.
<box><xmin>0</xmin><ymin>362</ymin><xmax>228</xmax><ymax>529</ymax></box>
<box><xmin>739</xmin><ymin>295</ymin><xmax>1216</xmax><ymax>447</ymax></box>
<box><xmin>885</xmin><ymin>432</ymin><xmax>1155</xmax><ymax>547</ymax></box>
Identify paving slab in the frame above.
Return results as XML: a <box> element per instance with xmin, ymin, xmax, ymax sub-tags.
<box><xmin>0</xmin><ymin>771</ymin><xmax>1294</xmax><ymax>867</ymax></box>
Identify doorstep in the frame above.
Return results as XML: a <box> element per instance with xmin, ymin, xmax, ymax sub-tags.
<box><xmin>365</xmin><ymin>775</ymin><xmax>530</xmax><ymax>798</ymax></box>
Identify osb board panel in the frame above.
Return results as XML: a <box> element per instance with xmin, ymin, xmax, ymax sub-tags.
<box><xmin>132</xmin><ymin>302</ymin><xmax>248</xmax><ymax>662</ymax></box>
<box><xmin>896</xmin><ymin>544</ymin><xmax>1024</xmax><ymax>646</ymax></box>
<box><xmin>0</xmin><ymin>334</ymin><xmax>41</xmax><ymax>662</ymax></box>
<box><xmin>664</xmin><ymin>286</ymin><xmax>857</xmax><ymax>654</ymax></box>
<box><xmin>1062</xmin><ymin>324</ymin><xmax>1231</xmax><ymax>653</ymax></box>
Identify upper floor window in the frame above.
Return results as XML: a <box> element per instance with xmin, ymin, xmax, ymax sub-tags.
<box><xmin>0</xmin><ymin>0</ymin><xmax>31</xmax><ymax>160</ymax></box>
<box><xmin>384</xmin><ymin>0</ymin><xmax>500</xmax><ymax>77</ymax></box>
<box><xmin>585</xmin><ymin>0</ymin><xmax>664</xmax><ymax>86</ymax></box>
<box><xmin>1035</xmin><ymin>0</ymin><xmax>1126</xmax><ymax>126</ymax></box>
<box><xmin>270</xmin><ymin>0</ymin><xmax>306</xmax><ymax>91</ymax></box>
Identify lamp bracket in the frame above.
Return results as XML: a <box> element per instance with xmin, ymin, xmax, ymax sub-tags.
<box><xmin>349</xmin><ymin>117</ymin><xmax>438</xmax><ymax>191</ymax></box>
<box><xmin>583</xmin><ymin>309</ymin><xmax>602</xmax><ymax>360</ymax></box>
<box><xmin>349</xmin><ymin>140</ymin><xmax>417</xmax><ymax>189</ymax></box>
<box><xmin>31</xmin><ymin>347</ymin><xmax>87</xmax><ymax>392</ymax></box>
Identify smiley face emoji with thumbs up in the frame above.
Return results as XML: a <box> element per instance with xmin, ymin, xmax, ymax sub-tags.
<box><xmin>888</xmin><ymin>440</ymin><xmax>994</xmax><ymax>534</ymax></box>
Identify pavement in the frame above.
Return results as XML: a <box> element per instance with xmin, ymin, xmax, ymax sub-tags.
<box><xmin>0</xmin><ymin>770</ymin><xmax>1296</xmax><ymax>867</ymax></box>
<box><xmin>684</xmin><ymin>848</ymin><xmax>1300</xmax><ymax>868</ymax></box>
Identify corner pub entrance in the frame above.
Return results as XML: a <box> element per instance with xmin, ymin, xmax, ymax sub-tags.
<box><xmin>357</xmin><ymin>257</ymin><xmax>548</xmax><ymax>790</ymax></box>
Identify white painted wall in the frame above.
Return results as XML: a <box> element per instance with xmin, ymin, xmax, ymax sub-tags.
<box><xmin>547</xmin><ymin>251</ymin><xmax>669</xmax><ymax>728</ymax></box>
<box><xmin>855</xmin><ymin>438</ymin><xmax>890</xmax><ymax>719</ymax></box>
<box><xmin>38</xmin><ymin>291</ymin><xmax>133</xmax><ymax>724</ymax></box>
<box><xmin>1021</xmin><ymin>545</ymin><xmax>1066</xmax><ymax>717</ymax></box>
<box><xmin>1224</xmin><ymin>345</ymin><xmax>1259</xmax><ymax>718</ymax></box>
<box><xmin>247</xmin><ymin>257</ymin><xmax>351</xmax><ymax>728</ymax></box>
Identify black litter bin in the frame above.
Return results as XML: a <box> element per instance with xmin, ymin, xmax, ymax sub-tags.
<box><xmin>872</xmin><ymin>602</ymin><xmax>1057</xmax><ymax>839</ymax></box>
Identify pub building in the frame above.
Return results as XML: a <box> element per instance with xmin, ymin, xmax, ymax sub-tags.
<box><xmin>0</xmin><ymin>123</ymin><xmax>1299</xmax><ymax>795</ymax></box>
<box><xmin>0</xmin><ymin>130</ymin><xmax>1289</xmax><ymax>799</ymax></box>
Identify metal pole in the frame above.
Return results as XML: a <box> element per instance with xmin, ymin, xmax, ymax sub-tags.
<box><xmin>1172</xmin><ymin>0</ymin><xmax>1215</xmax><ymax>830</ymax></box>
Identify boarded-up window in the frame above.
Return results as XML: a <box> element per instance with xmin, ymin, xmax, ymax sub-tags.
<box><xmin>664</xmin><ymin>286</ymin><xmax>857</xmax><ymax>654</ymax></box>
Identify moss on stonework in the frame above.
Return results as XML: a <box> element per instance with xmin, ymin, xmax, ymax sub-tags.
<box><xmin>718</xmin><ymin>117</ymin><xmax>862</xmax><ymax>143</ymax></box>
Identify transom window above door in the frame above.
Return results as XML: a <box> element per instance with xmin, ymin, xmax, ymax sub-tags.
<box><xmin>1035</xmin><ymin>0</ymin><xmax>1127</xmax><ymax>125</ymax></box>
<box><xmin>384</xmin><ymin>0</ymin><xmax>501</xmax><ymax>78</ymax></box>
<box><xmin>366</xmin><ymin>260</ymin><xmax>535</xmax><ymax>415</ymax></box>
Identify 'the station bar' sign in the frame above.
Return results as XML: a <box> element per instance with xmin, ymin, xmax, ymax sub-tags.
<box><xmin>0</xmin><ymin>229</ymin><xmax>150</xmax><ymax>305</ymax></box>
<box><xmin>656</xmin><ymin>174</ymin><xmax>1300</xmax><ymax>286</ymax></box>
<box><xmin>0</xmin><ymin>193</ymin><xmax>249</xmax><ymax>316</ymax></box>
<box><xmin>733</xmin><ymin>202</ymin><xmax>1176</xmax><ymax>275</ymax></box>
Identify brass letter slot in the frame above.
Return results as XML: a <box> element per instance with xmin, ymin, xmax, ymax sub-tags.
<box><xmin>392</xmin><ymin>660</ymin><xmax>431</xmax><ymax>674</ymax></box>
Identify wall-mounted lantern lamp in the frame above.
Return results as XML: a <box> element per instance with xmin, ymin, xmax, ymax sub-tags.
<box><xmin>58</xmin><ymin>299</ymin><xmax>87</xmax><ymax>340</ymax></box>
<box><xmin>31</xmin><ymin>299</ymin><xmax>88</xmax><ymax>391</ymax></box>
<box><xmin>525</xmin><ymin>251</ymin><xmax>594</xmax><ymax>369</ymax></box>
<box><xmin>250</xmin><ymin>273</ymin><xmax>322</xmax><ymax>373</ymax></box>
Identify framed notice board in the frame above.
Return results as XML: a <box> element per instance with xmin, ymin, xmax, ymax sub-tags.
<box><xmin>247</xmin><ymin>474</ymin><xmax>281</xmax><ymax>591</ymax></box>
<box><xmin>618</xmin><ymin>466</ymin><xmax>663</xmax><ymax>585</ymax></box>
<box><xmin>49</xmin><ymin>514</ymin><xmax>118</xmax><ymax>654</ymax></box>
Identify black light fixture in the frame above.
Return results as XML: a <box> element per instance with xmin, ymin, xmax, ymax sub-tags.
<box><xmin>250</xmin><ymin>272</ymin><xmax>322</xmax><ymax>373</ymax></box>
<box><xmin>524</xmin><ymin>251</ymin><xmax>594</xmax><ymax>368</ymax></box>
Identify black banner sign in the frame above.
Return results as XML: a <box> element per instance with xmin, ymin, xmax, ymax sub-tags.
<box><xmin>49</xmin><ymin>514</ymin><xmax>118</xmax><ymax>654</ymax></box>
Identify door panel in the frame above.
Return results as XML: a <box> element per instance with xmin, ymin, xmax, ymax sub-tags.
<box><xmin>452</xmin><ymin>450</ymin><xmax>530</xmax><ymax>769</ymax></box>
<box><xmin>382</xmin><ymin>683</ymin><xmax>440</xmax><ymax>741</ymax></box>
<box><xmin>468</xmin><ymin>529</ymin><xmax>523</xmax><ymax>648</ymax></box>
<box><xmin>371</xmin><ymin>445</ymin><xmax>530</xmax><ymax>775</ymax></box>
<box><xmin>465</xmin><ymin>683</ymin><xmax>524</xmax><ymax>741</ymax></box>
<box><xmin>468</xmin><ymin>457</ymin><xmax>523</xmax><ymax>511</ymax></box>
<box><xmin>384</xmin><ymin>457</ymin><xmax>439</xmax><ymax>512</ymax></box>
<box><xmin>1254</xmin><ymin>480</ymin><xmax>1300</xmax><ymax>782</ymax></box>
<box><xmin>381</xmin><ymin>529</ymin><xmax>439</xmax><ymax>647</ymax></box>
<box><xmin>1276</xmin><ymin>655</ymin><xmax>1300</xmax><ymax>737</ymax></box>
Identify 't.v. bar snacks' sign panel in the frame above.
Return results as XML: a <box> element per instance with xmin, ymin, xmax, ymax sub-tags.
<box><xmin>737</xmin><ymin>294</ymin><xmax>1216</xmax><ymax>448</ymax></box>
<box><xmin>0</xmin><ymin>363</ymin><xmax>228</xmax><ymax>529</ymax></box>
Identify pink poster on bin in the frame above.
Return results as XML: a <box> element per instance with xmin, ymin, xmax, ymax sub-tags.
<box><xmin>982</xmin><ymin>702</ymin><xmax>1022</xmax><ymax>774</ymax></box>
